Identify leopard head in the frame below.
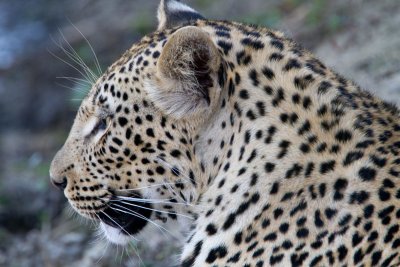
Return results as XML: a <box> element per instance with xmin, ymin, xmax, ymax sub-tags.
<box><xmin>50</xmin><ymin>0</ymin><xmax>225</xmax><ymax>244</ymax></box>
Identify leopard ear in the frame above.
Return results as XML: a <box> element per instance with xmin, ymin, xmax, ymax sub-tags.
<box><xmin>157</xmin><ymin>0</ymin><xmax>204</xmax><ymax>30</ymax></box>
<box><xmin>149</xmin><ymin>26</ymin><xmax>222</xmax><ymax>119</ymax></box>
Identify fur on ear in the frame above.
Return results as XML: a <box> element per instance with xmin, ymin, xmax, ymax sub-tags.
<box><xmin>157</xmin><ymin>0</ymin><xmax>204</xmax><ymax>30</ymax></box>
<box><xmin>148</xmin><ymin>26</ymin><xmax>222</xmax><ymax>119</ymax></box>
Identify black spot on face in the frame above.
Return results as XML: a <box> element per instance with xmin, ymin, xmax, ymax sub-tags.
<box><xmin>343</xmin><ymin>151</ymin><xmax>364</xmax><ymax>166</ymax></box>
<box><xmin>262</xmin><ymin>66</ymin><xmax>275</xmax><ymax>80</ymax></box>
<box><xmin>241</xmin><ymin>37</ymin><xmax>264</xmax><ymax>50</ymax></box>
<box><xmin>335</xmin><ymin>130</ymin><xmax>352</xmax><ymax>143</ymax></box>
<box><xmin>206</xmin><ymin>223</ymin><xmax>217</xmax><ymax>235</ymax></box>
<box><xmin>236</xmin><ymin>50</ymin><xmax>252</xmax><ymax>65</ymax></box>
<box><xmin>205</xmin><ymin>245</ymin><xmax>227</xmax><ymax>264</ymax></box>
<box><xmin>349</xmin><ymin>191</ymin><xmax>370</xmax><ymax>204</ymax></box>
<box><xmin>265</xmin><ymin>162</ymin><xmax>275</xmax><ymax>173</ymax></box>
<box><xmin>170</xmin><ymin>149</ymin><xmax>181</xmax><ymax>158</ymax></box>
<box><xmin>112</xmin><ymin>137</ymin><xmax>123</xmax><ymax>146</ymax></box>
<box><xmin>270</xmin><ymin>39</ymin><xmax>284</xmax><ymax>50</ymax></box>
<box><xmin>325</xmin><ymin>208</ymin><xmax>337</xmax><ymax>219</ymax></box>
<box><xmin>234</xmin><ymin>231</ymin><xmax>243</xmax><ymax>245</ymax></box>
<box><xmin>284</xmin><ymin>58</ymin><xmax>301</xmax><ymax>71</ymax></box>
<box><xmin>118</xmin><ymin>117</ymin><xmax>128</xmax><ymax>127</ymax></box>
<box><xmin>318</xmin><ymin>81</ymin><xmax>332</xmax><ymax>94</ymax></box>
<box><xmin>217</xmin><ymin>40</ymin><xmax>233</xmax><ymax>55</ymax></box>
<box><xmin>333</xmin><ymin>178</ymin><xmax>348</xmax><ymax>200</ymax></box>
<box><xmin>134</xmin><ymin>134</ymin><xmax>143</xmax><ymax>146</ymax></box>
<box><xmin>249</xmin><ymin>69</ymin><xmax>259</xmax><ymax>86</ymax></box>
<box><xmin>337</xmin><ymin>245</ymin><xmax>348</xmax><ymax>261</ymax></box>
<box><xmin>152</xmin><ymin>51</ymin><xmax>160</xmax><ymax>58</ymax></box>
<box><xmin>181</xmin><ymin>241</ymin><xmax>203</xmax><ymax>267</ymax></box>
<box><xmin>358</xmin><ymin>167</ymin><xmax>377</xmax><ymax>181</ymax></box>
<box><xmin>146</xmin><ymin>128</ymin><xmax>155</xmax><ymax>137</ymax></box>
<box><xmin>239</xmin><ymin>89</ymin><xmax>250</xmax><ymax>99</ymax></box>
<box><xmin>270</xmin><ymin>182</ymin><xmax>279</xmax><ymax>194</ymax></box>
<box><xmin>269</xmin><ymin>52</ymin><xmax>284</xmax><ymax>61</ymax></box>
<box><xmin>320</xmin><ymin>160</ymin><xmax>336</xmax><ymax>174</ymax></box>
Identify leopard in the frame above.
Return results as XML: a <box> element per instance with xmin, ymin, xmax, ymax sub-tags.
<box><xmin>50</xmin><ymin>0</ymin><xmax>400</xmax><ymax>266</ymax></box>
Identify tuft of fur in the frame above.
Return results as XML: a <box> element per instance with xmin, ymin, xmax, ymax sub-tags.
<box><xmin>157</xmin><ymin>0</ymin><xmax>203</xmax><ymax>30</ymax></box>
<box><xmin>148</xmin><ymin>26</ymin><xmax>221</xmax><ymax>119</ymax></box>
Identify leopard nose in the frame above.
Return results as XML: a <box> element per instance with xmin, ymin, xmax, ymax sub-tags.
<box><xmin>49</xmin><ymin>148</ymin><xmax>70</xmax><ymax>191</ymax></box>
<box><xmin>51</xmin><ymin>177</ymin><xmax>68</xmax><ymax>190</ymax></box>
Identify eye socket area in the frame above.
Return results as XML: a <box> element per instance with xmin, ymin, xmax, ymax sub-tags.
<box><xmin>84</xmin><ymin>115</ymin><xmax>111</xmax><ymax>143</ymax></box>
<box><xmin>92</xmin><ymin>117</ymin><xmax>108</xmax><ymax>135</ymax></box>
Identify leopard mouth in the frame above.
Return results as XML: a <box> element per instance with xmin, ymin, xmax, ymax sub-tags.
<box><xmin>98</xmin><ymin>193</ymin><xmax>152</xmax><ymax>237</ymax></box>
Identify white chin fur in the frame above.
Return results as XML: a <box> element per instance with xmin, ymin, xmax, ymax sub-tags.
<box><xmin>100</xmin><ymin>222</ymin><xmax>131</xmax><ymax>245</ymax></box>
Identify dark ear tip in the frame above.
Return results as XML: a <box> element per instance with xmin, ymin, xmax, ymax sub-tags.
<box><xmin>158</xmin><ymin>0</ymin><xmax>204</xmax><ymax>30</ymax></box>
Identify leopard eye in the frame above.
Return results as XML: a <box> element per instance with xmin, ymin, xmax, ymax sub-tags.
<box><xmin>86</xmin><ymin>116</ymin><xmax>111</xmax><ymax>143</ymax></box>
<box><xmin>91</xmin><ymin>117</ymin><xmax>108</xmax><ymax>135</ymax></box>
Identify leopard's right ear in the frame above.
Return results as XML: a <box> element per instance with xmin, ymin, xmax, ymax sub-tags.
<box><xmin>157</xmin><ymin>0</ymin><xmax>204</xmax><ymax>30</ymax></box>
<box><xmin>147</xmin><ymin>26</ymin><xmax>223</xmax><ymax>119</ymax></box>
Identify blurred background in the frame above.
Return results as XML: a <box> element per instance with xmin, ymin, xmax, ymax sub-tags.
<box><xmin>1</xmin><ymin>0</ymin><xmax>400</xmax><ymax>266</ymax></box>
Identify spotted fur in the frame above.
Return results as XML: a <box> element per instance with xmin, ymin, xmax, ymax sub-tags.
<box><xmin>50</xmin><ymin>1</ymin><xmax>400</xmax><ymax>266</ymax></box>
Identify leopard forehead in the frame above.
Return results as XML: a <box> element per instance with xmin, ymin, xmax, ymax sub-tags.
<box><xmin>50</xmin><ymin>1</ymin><xmax>400</xmax><ymax>266</ymax></box>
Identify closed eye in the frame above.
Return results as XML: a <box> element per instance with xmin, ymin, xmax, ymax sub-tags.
<box><xmin>84</xmin><ymin>116</ymin><xmax>110</xmax><ymax>143</ymax></box>
<box><xmin>91</xmin><ymin>117</ymin><xmax>108</xmax><ymax>135</ymax></box>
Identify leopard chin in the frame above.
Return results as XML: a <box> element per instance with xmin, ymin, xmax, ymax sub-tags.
<box><xmin>100</xmin><ymin>222</ymin><xmax>132</xmax><ymax>245</ymax></box>
<box><xmin>97</xmin><ymin>194</ymin><xmax>152</xmax><ymax>243</ymax></box>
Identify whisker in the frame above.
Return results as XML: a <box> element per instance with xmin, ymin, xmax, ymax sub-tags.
<box><xmin>154</xmin><ymin>156</ymin><xmax>195</xmax><ymax>187</ymax></box>
<box><xmin>124</xmin><ymin>242</ymin><xmax>138</xmax><ymax>266</ymax></box>
<box><xmin>115</xmin><ymin>181</ymin><xmax>190</xmax><ymax>192</ymax></box>
<box><xmin>48</xmin><ymin>46</ymin><xmax>94</xmax><ymax>85</ymax></box>
<box><xmin>52</xmin><ymin>33</ymin><xmax>95</xmax><ymax>85</ymax></box>
<box><xmin>109</xmin><ymin>196</ymin><xmax>173</xmax><ymax>204</ymax></box>
<box><xmin>69</xmin><ymin>20</ymin><xmax>103</xmax><ymax>76</ymax></box>
<box><xmin>109</xmin><ymin>203</ymin><xmax>173</xmax><ymax>239</ymax></box>
<box><xmin>112</xmin><ymin>199</ymin><xmax>194</xmax><ymax>220</ymax></box>
<box><xmin>111</xmin><ymin>196</ymin><xmax>198</xmax><ymax>207</ymax></box>
<box><xmin>164</xmin><ymin>181</ymin><xmax>189</xmax><ymax>205</ymax></box>
<box><xmin>58</xmin><ymin>81</ymin><xmax>89</xmax><ymax>92</ymax></box>
<box><xmin>57</xmin><ymin>30</ymin><xmax>99</xmax><ymax>83</ymax></box>
<box><xmin>120</xmin><ymin>242</ymin><xmax>132</xmax><ymax>266</ymax></box>
<box><xmin>113</xmin><ymin>195</ymin><xmax>174</xmax><ymax>203</ymax></box>
<box><xmin>128</xmin><ymin>240</ymin><xmax>145</xmax><ymax>267</ymax></box>
<box><xmin>56</xmin><ymin>76</ymin><xmax>93</xmax><ymax>85</ymax></box>
<box><xmin>52</xmin><ymin>34</ymin><xmax>94</xmax><ymax>83</ymax></box>
<box><xmin>107</xmin><ymin>195</ymin><xmax>206</xmax><ymax>208</ymax></box>
<box><xmin>95</xmin><ymin>233</ymin><xmax>109</xmax><ymax>264</ymax></box>
<box><xmin>55</xmin><ymin>81</ymin><xmax>89</xmax><ymax>95</ymax></box>
<box><xmin>116</xmin><ymin>243</ymin><xmax>120</xmax><ymax>264</ymax></box>
<box><xmin>91</xmin><ymin>225</ymin><xmax>106</xmax><ymax>244</ymax></box>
